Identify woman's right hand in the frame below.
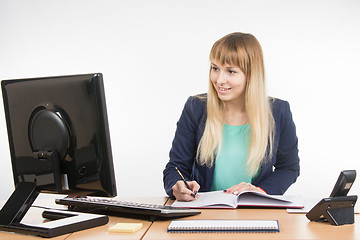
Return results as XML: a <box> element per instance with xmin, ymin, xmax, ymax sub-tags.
<box><xmin>172</xmin><ymin>180</ymin><xmax>200</xmax><ymax>201</ymax></box>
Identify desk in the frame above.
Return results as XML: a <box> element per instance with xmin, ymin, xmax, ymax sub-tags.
<box><xmin>144</xmin><ymin>207</ymin><xmax>359</xmax><ymax>240</ymax></box>
<box><xmin>67</xmin><ymin>196</ymin><xmax>168</xmax><ymax>240</ymax></box>
<box><xmin>143</xmin><ymin>199</ymin><xmax>359</xmax><ymax>240</ymax></box>
<box><xmin>0</xmin><ymin>195</ymin><xmax>168</xmax><ymax>240</ymax></box>
<box><xmin>1</xmin><ymin>196</ymin><xmax>359</xmax><ymax>239</ymax></box>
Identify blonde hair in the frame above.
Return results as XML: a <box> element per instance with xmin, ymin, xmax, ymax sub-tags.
<box><xmin>196</xmin><ymin>32</ymin><xmax>275</xmax><ymax>176</ymax></box>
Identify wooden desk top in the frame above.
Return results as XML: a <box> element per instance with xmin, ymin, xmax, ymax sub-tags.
<box><xmin>66</xmin><ymin>196</ymin><xmax>168</xmax><ymax>240</ymax></box>
<box><xmin>143</xmin><ymin>202</ymin><xmax>360</xmax><ymax>240</ymax></box>
<box><xmin>1</xmin><ymin>195</ymin><xmax>359</xmax><ymax>239</ymax></box>
<box><xmin>0</xmin><ymin>195</ymin><xmax>168</xmax><ymax>240</ymax></box>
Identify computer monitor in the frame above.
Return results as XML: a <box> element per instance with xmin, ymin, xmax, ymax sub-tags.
<box><xmin>0</xmin><ymin>73</ymin><xmax>117</xmax><ymax>237</ymax></box>
<box><xmin>1</xmin><ymin>73</ymin><xmax>117</xmax><ymax>197</ymax></box>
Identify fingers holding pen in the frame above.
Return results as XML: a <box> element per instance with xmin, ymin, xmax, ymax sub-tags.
<box><xmin>172</xmin><ymin>180</ymin><xmax>200</xmax><ymax>201</ymax></box>
<box><xmin>174</xmin><ymin>167</ymin><xmax>200</xmax><ymax>201</ymax></box>
<box><xmin>187</xmin><ymin>180</ymin><xmax>200</xmax><ymax>196</ymax></box>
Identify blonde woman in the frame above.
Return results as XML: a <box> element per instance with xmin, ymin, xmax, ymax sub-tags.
<box><xmin>163</xmin><ymin>32</ymin><xmax>300</xmax><ymax>201</ymax></box>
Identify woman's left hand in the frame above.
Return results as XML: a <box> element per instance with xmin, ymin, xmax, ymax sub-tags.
<box><xmin>224</xmin><ymin>182</ymin><xmax>266</xmax><ymax>195</ymax></box>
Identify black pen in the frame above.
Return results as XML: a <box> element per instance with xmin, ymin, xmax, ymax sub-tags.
<box><xmin>175</xmin><ymin>167</ymin><xmax>196</xmax><ymax>198</ymax></box>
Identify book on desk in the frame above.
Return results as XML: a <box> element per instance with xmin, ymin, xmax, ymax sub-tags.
<box><xmin>171</xmin><ymin>190</ymin><xmax>304</xmax><ymax>209</ymax></box>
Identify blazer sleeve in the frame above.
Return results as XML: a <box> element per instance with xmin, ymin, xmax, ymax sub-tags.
<box><xmin>255</xmin><ymin>100</ymin><xmax>300</xmax><ymax>195</ymax></box>
<box><xmin>163</xmin><ymin>96</ymin><xmax>205</xmax><ymax>198</ymax></box>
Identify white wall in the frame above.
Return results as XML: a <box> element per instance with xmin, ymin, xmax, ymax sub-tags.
<box><xmin>0</xmin><ymin>0</ymin><xmax>359</xmax><ymax>201</ymax></box>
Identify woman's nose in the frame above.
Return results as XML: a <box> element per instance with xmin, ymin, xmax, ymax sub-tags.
<box><xmin>217</xmin><ymin>71</ymin><xmax>227</xmax><ymax>84</ymax></box>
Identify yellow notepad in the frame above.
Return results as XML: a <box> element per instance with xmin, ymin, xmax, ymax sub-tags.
<box><xmin>108</xmin><ymin>223</ymin><xmax>143</xmax><ymax>233</ymax></box>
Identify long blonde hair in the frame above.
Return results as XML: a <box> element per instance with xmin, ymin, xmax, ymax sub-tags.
<box><xmin>196</xmin><ymin>32</ymin><xmax>275</xmax><ymax>176</ymax></box>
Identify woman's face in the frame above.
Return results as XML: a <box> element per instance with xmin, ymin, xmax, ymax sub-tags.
<box><xmin>210</xmin><ymin>60</ymin><xmax>247</xmax><ymax>105</ymax></box>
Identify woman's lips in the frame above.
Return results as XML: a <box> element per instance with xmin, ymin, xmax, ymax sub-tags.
<box><xmin>218</xmin><ymin>86</ymin><xmax>231</xmax><ymax>93</ymax></box>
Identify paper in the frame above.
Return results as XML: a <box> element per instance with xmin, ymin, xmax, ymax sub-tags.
<box><xmin>171</xmin><ymin>190</ymin><xmax>304</xmax><ymax>209</ymax></box>
<box><xmin>108</xmin><ymin>223</ymin><xmax>143</xmax><ymax>233</ymax></box>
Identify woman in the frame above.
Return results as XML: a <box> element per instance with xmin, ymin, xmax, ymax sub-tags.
<box><xmin>163</xmin><ymin>32</ymin><xmax>300</xmax><ymax>201</ymax></box>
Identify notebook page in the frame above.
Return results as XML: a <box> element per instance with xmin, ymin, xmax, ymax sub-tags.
<box><xmin>236</xmin><ymin>193</ymin><xmax>304</xmax><ymax>208</ymax></box>
<box><xmin>171</xmin><ymin>191</ymin><xmax>237</xmax><ymax>208</ymax></box>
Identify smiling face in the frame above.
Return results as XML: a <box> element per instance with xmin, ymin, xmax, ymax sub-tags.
<box><xmin>210</xmin><ymin>60</ymin><xmax>247</xmax><ymax>105</ymax></box>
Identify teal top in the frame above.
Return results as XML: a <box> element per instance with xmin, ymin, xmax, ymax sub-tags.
<box><xmin>210</xmin><ymin>124</ymin><xmax>251</xmax><ymax>191</ymax></box>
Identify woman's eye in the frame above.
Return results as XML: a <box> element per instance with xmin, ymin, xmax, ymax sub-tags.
<box><xmin>229</xmin><ymin>70</ymin><xmax>236</xmax><ymax>74</ymax></box>
<box><xmin>211</xmin><ymin>66</ymin><xmax>218</xmax><ymax>71</ymax></box>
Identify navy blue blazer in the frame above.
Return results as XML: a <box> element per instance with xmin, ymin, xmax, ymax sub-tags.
<box><xmin>163</xmin><ymin>94</ymin><xmax>300</xmax><ymax>198</ymax></box>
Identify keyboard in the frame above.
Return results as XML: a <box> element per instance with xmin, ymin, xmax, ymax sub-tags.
<box><xmin>55</xmin><ymin>197</ymin><xmax>201</xmax><ymax>220</ymax></box>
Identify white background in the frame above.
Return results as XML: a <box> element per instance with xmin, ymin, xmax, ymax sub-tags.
<box><xmin>0</xmin><ymin>0</ymin><xmax>359</xmax><ymax>201</ymax></box>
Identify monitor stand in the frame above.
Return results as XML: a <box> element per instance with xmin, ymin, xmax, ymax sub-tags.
<box><xmin>0</xmin><ymin>182</ymin><xmax>108</xmax><ymax>238</ymax></box>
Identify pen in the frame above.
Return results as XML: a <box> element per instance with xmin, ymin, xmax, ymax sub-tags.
<box><xmin>175</xmin><ymin>167</ymin><xmax>196</xmax><ymax>198</ymax></box>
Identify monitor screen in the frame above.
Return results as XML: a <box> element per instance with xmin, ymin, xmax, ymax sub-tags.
<box><xmin>1</xmin><ymin>73</ymin><xmax>117</xmax><ymax>197</ymax></box>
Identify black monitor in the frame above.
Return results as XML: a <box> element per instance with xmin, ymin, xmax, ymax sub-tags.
<box><xmin>1</xmin><ymin>73</ymin><xmax>117</xmax><ymax>197</ymax></box>
<box><xmin>0</xmin><ymin>73</ymin><xmax>117</xmax><ymax>237</ymax></box>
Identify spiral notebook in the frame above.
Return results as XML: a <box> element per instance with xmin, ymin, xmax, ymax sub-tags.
<box><xmin>167</xmin><ymin>219</ymin><xmax>279</xmax><ymax>233</ymax></box>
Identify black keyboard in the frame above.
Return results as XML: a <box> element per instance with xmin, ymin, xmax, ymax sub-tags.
<box><xmin>55</xmin><ymin>197</ymin><xmax>201</xmax><ymax>220</ymax></box>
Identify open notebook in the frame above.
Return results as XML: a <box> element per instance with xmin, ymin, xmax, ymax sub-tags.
<box><xmin>167</xmin><ymin>219</ymin><xmax>279</xmax><ymax>233</ymax></box>
<box><xmin>171</xmin><ymin>190</ymin><xmax>304</xmax><ymax>209</ymax></box>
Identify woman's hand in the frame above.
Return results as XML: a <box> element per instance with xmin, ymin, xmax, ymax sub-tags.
<box><xmin>172</xmin><ymin>180</ymin><xmax>200</xmax><ymax>201</ymax></box>
<box><xmin>224</xmin><ymin>182</ymin><xmax>266</xmax><ymax>195</ymax></box>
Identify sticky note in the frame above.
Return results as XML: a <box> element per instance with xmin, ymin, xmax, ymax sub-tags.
<box><xmin>108</xmin><ymin>223</ymin><xmax>143</xmax><ymax>233</ymax></box>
